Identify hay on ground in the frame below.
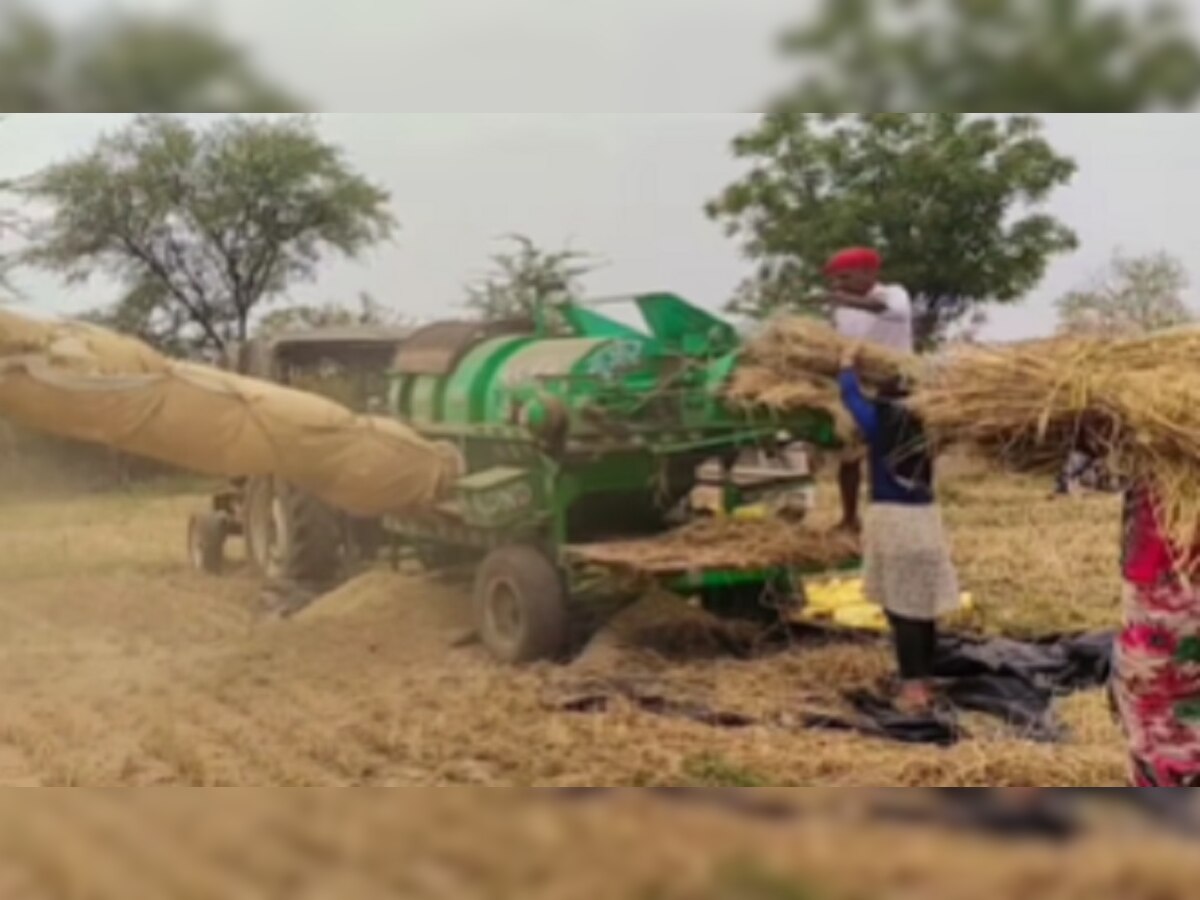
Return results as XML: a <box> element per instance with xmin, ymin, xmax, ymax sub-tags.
<box><xmin>569</xmin><ymin>519</ymin><xmax>861</xmax><ymax>576</ymax></box>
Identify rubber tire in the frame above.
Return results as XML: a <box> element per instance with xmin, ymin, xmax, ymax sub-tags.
<box><xmin>474</xmin><ymin>546</ymin><xmax>569</xmax><ymax>665</ymax></box>
<box><xmin>243</xmin><ymin>477</ymin><xmax>275</xmax><ymax>576</ymax></box>
<box><xmin>243</xmin><ymin>478</ymin><xmax>343</xmax><ymax>585</ymax></box>
<box><xmin>188</xmin><ymin>512</ymin><xmax>227</xmax><ymax>575</ymax></box>
<box><xmin>275</xmin><ymin>484</ymin><xmax>344</xmax><ymax>586</ymax></box>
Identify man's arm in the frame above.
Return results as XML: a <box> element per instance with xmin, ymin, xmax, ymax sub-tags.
<box><xmin>822</xmin><ymin>290</ymin><xmax>889</xmax><ymax>314</ymax></box>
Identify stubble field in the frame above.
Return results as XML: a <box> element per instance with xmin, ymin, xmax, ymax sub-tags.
<box><xmin>0</xmin><ymin>461</ymin><xmax>1127</xmax><ymax>790</ymax></box>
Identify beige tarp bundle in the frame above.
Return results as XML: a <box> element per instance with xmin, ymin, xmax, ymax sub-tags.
<box><xmin>0</xmin><ymin>308</ymin><xmax>463</xmax><ymax>518</ymax></box>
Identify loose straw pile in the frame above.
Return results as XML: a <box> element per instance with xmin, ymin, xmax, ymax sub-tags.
<box><xmin>569</xmin><ymin>519</ymin><xmax>862</xmax><ymax>576</ymax></box>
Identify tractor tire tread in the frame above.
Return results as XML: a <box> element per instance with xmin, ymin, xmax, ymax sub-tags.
<box><xmin>474</xmin><ymin>545</ymin><xmax>569</xmax><ymax>664</ymax></box>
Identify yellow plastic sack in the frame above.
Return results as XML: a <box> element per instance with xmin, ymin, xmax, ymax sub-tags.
<box><xmin>802</xmin><ymin>577</ymin><xmax>974</xmax><ymax>633</ymax></box>
<box><xmin>0</xmin><ymin>308</ymin><xmax>463</xmax><ymax>518</ymax></box>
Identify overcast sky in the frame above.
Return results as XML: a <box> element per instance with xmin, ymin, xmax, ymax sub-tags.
<box><xmin>6</xmin><ymin>4</ymin><xmax>1200</xmax><ymax>341</ymax></box>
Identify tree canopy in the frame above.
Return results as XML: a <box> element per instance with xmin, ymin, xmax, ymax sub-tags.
<box><xmin>465</xmin><ymin>235</ymin><xmax>598</xmax><ymax>322</ymax></box>
<box><xmin>0</xmin><ymin>6</ymin><xmax>301</xmax><ymax>112</ymax></box>
<box><xmin>15</xmin><ymin>115</ymin><xmax>396</xmax><ymax>357</ymax></box>
<box><xmin>707</xmin><ymin>113</ymin><xmax>1078</xmax><ymax>347</ymax></box>
<box><xmin>1057</xmin><ymin>251</ymin><xmax>1193</xmax><ymax>337</ymax></box>
<box><xmin>781</xmin><ymin>0</ymin><xmax>1200</xmax><ymax>112</ymax></box>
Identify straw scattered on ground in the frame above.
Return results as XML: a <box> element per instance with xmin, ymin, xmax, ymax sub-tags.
<box><xmin>0</xmin><ymin>790</ymin><xmax>1195</xmax><ymax>899</ymax></box>
<box><xmin>0</xmin><ymin>458</ymin><xmax>1128</xmax><ymax>790</ymax></box>
<box><xmin>568</xmin><ymin>519</ymin><xmax>861</xmax><ymax>575</ymax></box>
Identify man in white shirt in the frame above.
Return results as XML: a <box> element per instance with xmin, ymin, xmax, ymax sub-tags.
<box><xmin>821</xmin><ymin>247</ymin><xmax>915</xmax><ymax>532</ymax></box>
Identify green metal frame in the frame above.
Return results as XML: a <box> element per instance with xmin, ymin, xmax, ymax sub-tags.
<box><xmin>382</xmin><ymin>292</ymin><xmax>856</xmax><ymax>604</ymax></box>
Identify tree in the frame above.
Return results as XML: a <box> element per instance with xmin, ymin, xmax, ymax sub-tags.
<box><xmin>257</xmin><ymin>293</ymin><xmax>410</xmax><ymax>338</ymax></box>
<box><xmin>79</xmin><ymin>282</ymin><xmax>198</xmax><ymax>358</ymax></box>
<box><xmin>15</xmin><ymin>115</ymin><xmax>396</xmax><ymax>357</ymax></box>
<box><xmin>780</xmin><ymin>0</ymin><xmax>1200</xmax><ymax>112</ymax></box>
<box><xmin>1057</xmin><ymin>251</ymin><xmax>1193</xmax><ymax>337</ymax></box>
<box><xmin>0</xmin><ymin>6</ymin><xmax>301</xmax><ymax>112</ymax></box>
<box><xmin>465</xmin><ymin>235</ymin><xmax>598</xmax><ymax>322</ymax></box>
<box><xmin>707</xmin><ymin>113</ymin><xmax>1078</xmax><ymax>348</ymax></box>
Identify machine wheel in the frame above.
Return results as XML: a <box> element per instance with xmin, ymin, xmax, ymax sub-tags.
<box><xmin>188</xmin><ymin>512</ymin><xmax>227</xmax><ymax>575</ymax></box>
<box><xmin>243</xmin><ymin>477</ymin><xmax>276</xmax><ymax>576</ymax></box>
<box><xmin>243</xmin><ymin>477</ymin><xmax>344</xmax><ymax>585</ymax></box>
<box><xmin>474</xmin><ymin>546</ymin><xmax>569</xmax><ymax>665</ymax></box>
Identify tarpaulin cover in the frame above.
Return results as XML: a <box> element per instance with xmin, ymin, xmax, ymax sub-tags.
<box><xmin>558</xmin><ymin>626</ymin><xmax>1114</xmax><ymax>748</ymax></box>
<box><xmin>0</xmin><ymin>308</ymin><xmax>463</xmax><ymax>518</ymax></box>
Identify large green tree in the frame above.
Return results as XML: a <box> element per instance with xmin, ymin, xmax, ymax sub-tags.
<box><xmin>15</xmin><ymin>115</ymin><xmax>395</xmax><ymax>356</ymax></box>
<box><xmin>707</xmin><ymin>113</ymin><xmax>1078</xmax><ymax>347</ymax></box>
<box><xmin>0</xmin><ymin>6</ymin><xmax>301</xmax><ymax>112</ymax></box>
<box><xmin>782</xmin><ymin>0</ymin><xmax>1200</xmax><ymax>112</ymax></box>
<box><xmin>465</xmin><ymin>235</ymin><xmax>598</xmax><ymax>322</ymax></box>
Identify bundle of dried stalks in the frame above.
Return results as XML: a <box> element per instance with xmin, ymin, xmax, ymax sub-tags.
<box><xmin>726</xmin><ymin>365</ymin><xmax>857</xmax><ymax>442</ymax></box>
<box><xmin>727</xmin><ymin>318</ymin><xmax>918</xmax><ymax>445</ymax></box>
<box><xmin>570</xmin><ymin>519</ymin><xmax>862</xmax><ymax>576</ymax></box>
<box><xmin>744</xmin><ymin>318</ymin><xmax>917</xmax><ymax>389</ymax></box>
<box><xmin>911</xmin><ymin>330</ymin><xmax>1200</xmax><ymax>552</ymax></box>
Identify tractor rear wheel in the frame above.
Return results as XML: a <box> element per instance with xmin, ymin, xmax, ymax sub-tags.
<box><xmin>243</xmin><ymin>477</ymin><xmax>276</xmax><ymax>576</ymax></box>
<box><xmin>243</xmin><ymin>477</ymin><xmax>344</xmax><ymax>586</ymax></box>
<box><xmin>188</xmin><ymin>512</ymin><xmax>227</xmax><ymax>575</ymax></box>
<box><xmin>474</xmin><ymin>546</ymin><xmax>569</xmax><ymax>665</ymax></box>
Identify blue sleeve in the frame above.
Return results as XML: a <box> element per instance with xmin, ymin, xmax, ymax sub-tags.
<box><xmin>839</xmin><ymin>369</ymin><xmax>879</xmax><ymax>440</ymax></box>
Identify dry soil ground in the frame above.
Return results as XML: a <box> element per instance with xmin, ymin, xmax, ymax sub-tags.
<box><xmin>0</xmin><ymin>463</ymin><xmax>1128</xmax><ymax>789</ymax></box>
<box><xmin>0</xmin><ymin>790</ymin><xmax>1197</xmax><ymax>900</ymax></box>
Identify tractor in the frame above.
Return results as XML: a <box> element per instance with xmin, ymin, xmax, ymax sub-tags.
<box><xmin>188</xmin><ymin>295</ymin><xmax>855</xmax><ymax>664</ymax></box>
<box><xmin>187</xmin><ymin>326</ymin><xmax>415</xmax><ymax>585</ymax></box>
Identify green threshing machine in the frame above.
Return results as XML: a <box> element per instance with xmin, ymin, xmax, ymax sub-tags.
<box><xmin>192</xmin><ymin>293</ymin><xmax>849</xmax><ymax>664</ymax></box>
<box><xmin>380</xmin><ymin>292</ymin><xmax>846</xmax><ymax>663</ymax></box>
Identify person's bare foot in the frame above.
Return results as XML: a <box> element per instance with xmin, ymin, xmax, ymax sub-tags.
<box><xmin>833</xmin><ymin>519</ymin><xmax>862</xmax><ymax>536</ymax></box>
<box><xmin>895</xmin><ymin>681</ymin><xmax>936</xmax><ymax>717</ymax></box>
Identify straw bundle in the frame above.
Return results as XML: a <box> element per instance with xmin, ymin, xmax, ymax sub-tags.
<box><xmin>911</xmin><ymin>330</ymin><xmax>1200</xmax><ymax>552</ymax></box>
<box><xmin>744</xmin><ymin>317</ymin><xmax>917</xmax><ymax>389</ymax></box>
<box><xmin>570</xmin><ymin>519</ymin><xmax>862</xmax><ymax>576</ymax></box>
<box><xmin>728</xmin><ymin>318</ymin><xmax>918</xmax><ymax>441</ymax></box>
<box><xmin>726</xmin><ymin>365</ymin><xmax>858</xmax><ymax>442</ymax></box>
<box><xmin>730</xmin><ymin>314</ymin><xmax>1200</xmax><ymax>553</ymax></box>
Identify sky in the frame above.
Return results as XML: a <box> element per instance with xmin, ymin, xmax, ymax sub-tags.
<box><xmin>5</xmin><ymin>3</ymin><xmax>1200</xmax><ymax>341</ymax></box>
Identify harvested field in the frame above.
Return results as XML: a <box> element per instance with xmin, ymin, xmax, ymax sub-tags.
<box><xmin>0</xmin><ymin>790</ymin><xmax>1197</xmax><ymax>899</ymax></box>
<box><xmin>0</xmin><ymin>458</ymin><xmax>1127</xmax><ymax>789</ymax></box>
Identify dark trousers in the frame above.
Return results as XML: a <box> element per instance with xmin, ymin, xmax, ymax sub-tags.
<box><xmin>887</xmin><ymin>612</ymin><xmax>938</xmax><ymax>682</ymax></box>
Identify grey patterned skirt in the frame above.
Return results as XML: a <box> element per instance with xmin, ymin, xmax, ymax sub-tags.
<box><xmin>863</xmin><ymin>503</ymin><xmax>961</xmax><ymax>622</ymax></box>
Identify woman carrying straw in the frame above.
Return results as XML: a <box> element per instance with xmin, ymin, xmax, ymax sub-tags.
<box><xmin>839</xmin><ymin>345</ymin><xmax>959</xmax><ymax>714</ymax></box>
<box><xmin>1115</xmin><ymin>481</ymin><xmax>1200</xmax><ymax>786</ymax></box>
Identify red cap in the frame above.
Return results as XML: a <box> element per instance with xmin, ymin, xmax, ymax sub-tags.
<box><xmin>825</xmin><ymin>247</ymin><xmax>882</xmax><ymax>277</ymax></box>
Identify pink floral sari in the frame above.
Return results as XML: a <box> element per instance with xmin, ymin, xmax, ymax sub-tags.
<box><xmin>1117</xmin><ymin>485</ymin><xmax>1200</xmax><ymax>786</ymax></box>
